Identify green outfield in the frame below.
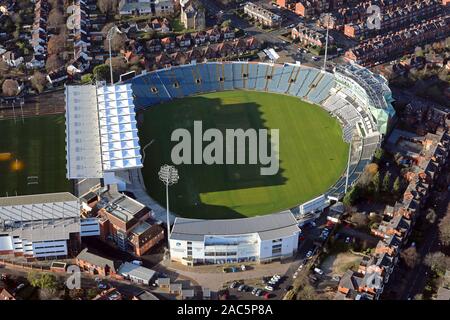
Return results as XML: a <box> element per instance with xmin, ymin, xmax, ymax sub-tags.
<box><xmin>0</xmin><ymin>115</ymin><xmax>71</xmax><ymax>197</ymax></box>
<box><xmin>139</xmin><ymin>90</ymin><xmax>349</xmax><ymax>219</ymax></box>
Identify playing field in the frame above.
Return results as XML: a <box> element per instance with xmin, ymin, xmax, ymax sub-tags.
<box><xmin>139</xmin><ymin>91</ymin><xmax>349</xmax><ymax>219</ymax></box>
<box><xmin>0</xmin><ymin>115</ymin><xmax>71</xmax><ymax>197</ymax></box>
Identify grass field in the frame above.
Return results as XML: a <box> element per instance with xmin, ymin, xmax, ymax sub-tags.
<box><xmin>0</xmin><ymin>115</ymin><xmax>71</xmax><ymax>197</ymax></box>
<box><xmin>138</xmin><ymin>91</ymin><xmax>349</xmax><ymax>219</ymax></box>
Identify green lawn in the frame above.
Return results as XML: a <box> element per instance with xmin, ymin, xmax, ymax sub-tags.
<box><xmin>0</xmin><ymin>115</ymin><xmax>71</xmax><ymax>197</ymax></box>
<box><xmin>138</xmin><ymin>91</ymin><xmax>348</xmax><ymax>219</ymax></box>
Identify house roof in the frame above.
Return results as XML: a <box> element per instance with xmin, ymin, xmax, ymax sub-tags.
<box><xmin>76</xmin><ymin>248</ymin><xmax>119</xmax><ymax>273</ymax></box>
<box><xmin>118</xmin><ymin>262</ymin><xmax>156</xmax><ymax>282</ymax></box>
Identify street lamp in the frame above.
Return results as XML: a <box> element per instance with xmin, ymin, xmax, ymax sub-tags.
<box><xmin>106</xmin><ymin>25</ymin><xmax>122</xmax><ymax>85</ymax></box>
<box><xmin>158</xmin><ymin>165</ymin><xmax>179</xmax><ymax>256</ymax></box>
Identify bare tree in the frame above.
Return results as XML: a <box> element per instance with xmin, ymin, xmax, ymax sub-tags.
<box><xmin>97</xmin><ymin>0</ymin><xmax>119</xmax><ymax>15</ymax></box>
<box><xmin>31</xmin><ymin>71</ymin><xmax>48</xmax><ymax>93</ymax></box>
<box><xmin>400</xmin><ymin>246</ymin><xmax>419</xmax><ymax>269</ymax></box>
<box><xmin>46</xmin><ymin>54</ymin><xmax>64</xmax><ymax>72</ymax></box>
<box><xmin>48</xmin><ymin>34</ymin><xmax>66</xmax><ymax>55</ymax></box>
<box><xmin>350</xmin><ymin>212</ymin><xmax>369</xmax><ymax>229</ymax></box>
<box><xmin>0</xmin><ymin>60</ymin><xmax>10</xmax><ymax>73</ymax></box>
<box><xmin>424</xmin><ymin>252</ymin><xmax>450</xmax><ymax>273</ymax></box>
<box><xmin>102</xmin><ymin>25</ymin><xmax>127</xmax><ymax>53</ymax></box>
<box><xmin>47</xmin><ymin>8</ymin><xmax>65</xmax><ymax>31</ymax></box>
<box><xmin>105</xmin><ymin>56</ymin><xmax>128</xmax><ymax>79</ymax></box>
<box><xmin>439</xmin><ymin>213</ymin><xmax>450</xmax><ymax>246</ymax></box>
<box><xmin>1</xmin><ymin>79</ymin><xmax>19</xmax><ymax>97</ymax></box>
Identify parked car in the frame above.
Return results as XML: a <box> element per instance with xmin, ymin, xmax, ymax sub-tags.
<box><xmin>98</xmin><ymin>282</ymin><xmax>108</xmax><ymax>290</ymax></box>
<box><xmin>306</xmin><ymin>250</ymin><xmax>314</xmax><ymax>259</ymax></box>
<box><xmin>264</xmin><ymin>285</ymin><xmax>274</xmax><ymax>292</ymax></box>
<box><xmin>345</xmin><ymin>236</ymin><xmax>352</xmax><ymax>243</ymax></box>
<box><xmin>256</xmin><ymin>289</ymin><xmax>263</xmax><ymax>296</ymax></box>
<box><xmin>314</xmin><ymin>268</ymin><xmax>324</xmax><ymax>275</ymax></box>
<box><xmin>293</xmin><ymin>271</ymin><xmax>298</xmax><ymax>279</ymax></box>
<box><xmin>298</xmin><ymin>264</ymin><xmax>304</xmax><ymax>271</ymax></box>
<box><xmin>131</xmin><ymin>260</ymin><xmax>142</xmax><ymax>266</ymax></box>
<box><xmin>263</xmin><ymin>292</ymin><xmax>271</xmax><ymax>299</ymax></box>
<box><xmin>252</xmin><ymin>287</ymin><xmax>258</xmax><ymax>295</ymax></box>
<box><xmin>230</xmin><ymin>281</ymin><xmax>239</xmax><ymax>289</ymax></box>
<box><xmin>237</xmin><ymin>284</ymin><xmax>246</xmax><ymax>292</ymax></box>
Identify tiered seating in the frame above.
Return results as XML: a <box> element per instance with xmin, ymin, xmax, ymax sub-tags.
<box><xmin>255</xmin><ymin>63</ymin><xmax>268</xmax><ymax>91</ymax></box>
<box><xmin>287</xmin><ymin>66</ymin><xmax>305</xmax><ymax>96</ymax></box>
<box><xmin>130</xmin><ymin>74</ymin><xmax>164</xmax><ymax>108</ymax></box>
<box><xmin>246</xmin><ymin>63</ymin><xmax>258</xmax><ymax>90</ymax></box>
<box><xmin>232</xmin><ymin>63</ymin><xmax>245</xmax><ymax>89</ymax></box>
<box><xmin>267</xmin><ymin>65</ymin><xmax>283</xmax><ymax>93</ymax></box>
<box><xmin>297</xmin><ymin>68</ymin><xmax>318</xmax><ymax>97</ymax></box>
<box><xmin>181</xmin><ymin>65</ymin><xmax>201</xmax><ymax>95</ymax></box>
<box><xmin>223</xmin><ymin>63</ymin><xmax>234</xmax><ymax>91</ymax></box>
<box><xmin>307</xmin><ymin>72</ymin><xmax>335</xmax><ymax>104</ymax></box>
<box><xmin>157</xmin><ymin>69</ymin><xmax>182</xmax><ymax>99</ymax></box>
<box><xmin>197</xmin><ymin>63</ymin><xmax>213</xmax><ymax>93</ymax></box>
<box><xmin>207</xmin><ymin>63</ymin><xmax>220</xmax><ymax>92</ymax></box>
<box><xmin>277</xmin><ymin>65</ymin><xmax>294</xmax><ymax>94</ymax></box>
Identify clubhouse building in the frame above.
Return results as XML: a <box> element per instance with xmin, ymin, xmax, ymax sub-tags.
<box><xmin>169</xmin><ymin>212</ymin><xmax>301</xmax><ymax>266</ymax></box>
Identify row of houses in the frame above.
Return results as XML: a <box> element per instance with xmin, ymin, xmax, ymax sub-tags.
<box><xmin>344</xmin><ymin>14</ymin><xmax>450</xmax><ymax>67</ymax></box>
<box><xmin>291</xmin><ymin>22</ymin><xmax>334</xmax><ymax>48</ymax></box>
<box><xmin>244</xmin><ymin>2</ymin><xmax>283</xmax><ymax>28</ymax></box>
<box><xmin>27</xmin><ymin>0</ymin><xmax>50</xmax><ymax>69</ymax></box>
<box><xmin>276</xmin><ymin>0</ymin><xmax>338</xmax><ymax>19</ymax></box>
<box><xmin>144</xmin><ymin>26</ymin><xmax>237</xmax><ymax>54</ymax></box>
<box><xmin>149</xmin><ymin>36</ymin><xmax>261</xmax><ymax>68</ymax></box>
<box><xmin>342</xmin><ymin>0</ymin><xmax>445</xmax><ymax>39</ymax></box>
<box><xmin>336</xmin><ymin>123</ymin><xmax>450</xmax><ymax>300</ymax></box>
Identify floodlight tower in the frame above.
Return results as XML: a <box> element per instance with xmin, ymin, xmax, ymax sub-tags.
<box><xmin>158</xmin><ymin>165</ymin><xmax>179</xmax><ymax>255</ymax></box>
<box><xmin>323</xmin><ymin>13</ymin><xmax>331</xmax><ymax>71</ymax></box>
<box><xmin>106</xmin><ymin>25</ymin><xmax>122</xmax><ymax>85</ymax></box>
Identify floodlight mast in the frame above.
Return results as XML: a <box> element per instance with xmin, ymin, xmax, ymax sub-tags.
<box><xmin>106</xmin><ymin>25</ymin><xmax>122</xmax><ymax>85</ymax></box>
<box><xmin>158</xmin><ymin>165</ymin><xmax>179</xmax><ymax>258</ymax></box>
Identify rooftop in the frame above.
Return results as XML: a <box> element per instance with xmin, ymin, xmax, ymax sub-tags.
<box><xmin>170</xmin><ymin>211</ymin><xmax>300</xmax><ymax>241</ymax></box>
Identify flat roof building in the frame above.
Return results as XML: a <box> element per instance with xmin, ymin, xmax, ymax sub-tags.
<box><xmin>169</xmin><ymin>212</ymin><xmax>300</xmax><ymax>266</ymax></box>
<box><xmin>0</xmin><ymin>192</ymin><xmax>83</xmax><ymax>259</ymax></box>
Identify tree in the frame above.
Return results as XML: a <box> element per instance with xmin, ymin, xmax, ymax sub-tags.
<box><xmin>373</xmin><ymin>148</ymin><xmax>384</xmax><ymax>164</ymax></box>
<box><xmin>47</xmin><ymin>8</ymin><xmax>65</xmax><ymax>31</ymax></box>
<box><xmin>103</xmin><ymin>31</ymin><xmax>127</xmax><ymax>53</ymax></box>
<box><xmin>30</xmin><ymin>71</ymin><xmax>48</xmax><ymax>93</ymax></box>
<box><xmin>438</xmin><ymin>214</ymin><xmax>450</xmax><ymax>247</ymax></box>
<box><xmin>425</xmin><ymin>209</ymin><xmax>437</xmax><ymax>225</ymax></box>
<box><xmin>97</xmin><ymin>0</ymin><xmax>119</xmax><ymax>15</ymax></box>
<box><xmin>81</xmin><ymin>73</ymin><xmax>93</xmax><ymax>84</ymax></box>
<box><xmin>28</xmin><ymin>272</ymin><xmax>58</xmax><ymax>290</ymax></box>
<box><xmin>371</xmin><ymin>171</ymin><xmax>381</xmax><ymax>194</ymax></box>
<box><xmin>424</xmin><ymin>252</ymin><xmax>450</xmax><ymax>274</ymax></box>
<box><xmin>105</xmin><ymin>56</ymin><xmax>128</xmax><ymax>81</ymax></box>
<box><xmin>350</xmin><ymin>212</ymin><xmax>369</xmax><ymax>229</ymax></box>
<box><xmin>0</xmin><ymin>60</ymin><xmax>9</xmax><ymax>73</ymax></box>
<box><xmin>400</xmin><ymin>246</ymin><xmax>419</xmax><ymax>269</ymax></box>
<box><xmin>221</xmin><ymin>19</ymin><xmax>232</xmax><ymax>28</ymax></box>
<box><xmin>46</xmin><ymin>54</ymin><xmax>64</xmax><ymax>72</ymax></box>
<box><xmin>296</xmin><ymin>284</ymin><xmax>318</xmax><ymax>300</ymax></box>
<box><xmin>393</xmin><ymin>176</ymin><xmax>402</xmax><ymax>195</ymax></box>
<box><xmin>47</xmin><ymin>34</ymin><xmax>66</xmax><ymax>55</ymax></box>
<box><xmin>93</xmin><ymin>64</ymin><xmax>111</xmax><ymax>82</ymax></box>
<box><xmin>1</xmin><ymin>79</ymin><xmax>19</xmax><ymax>97</ymax></box>
<box><xmin>382</xmin><ymin>171</ymin><xmax>392</xmax><ymax>193</ymax></box>
<box><xmin>343</xmin><ymin>185</ymin><xmax>361</xmax><ymax>207</ymax></box>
